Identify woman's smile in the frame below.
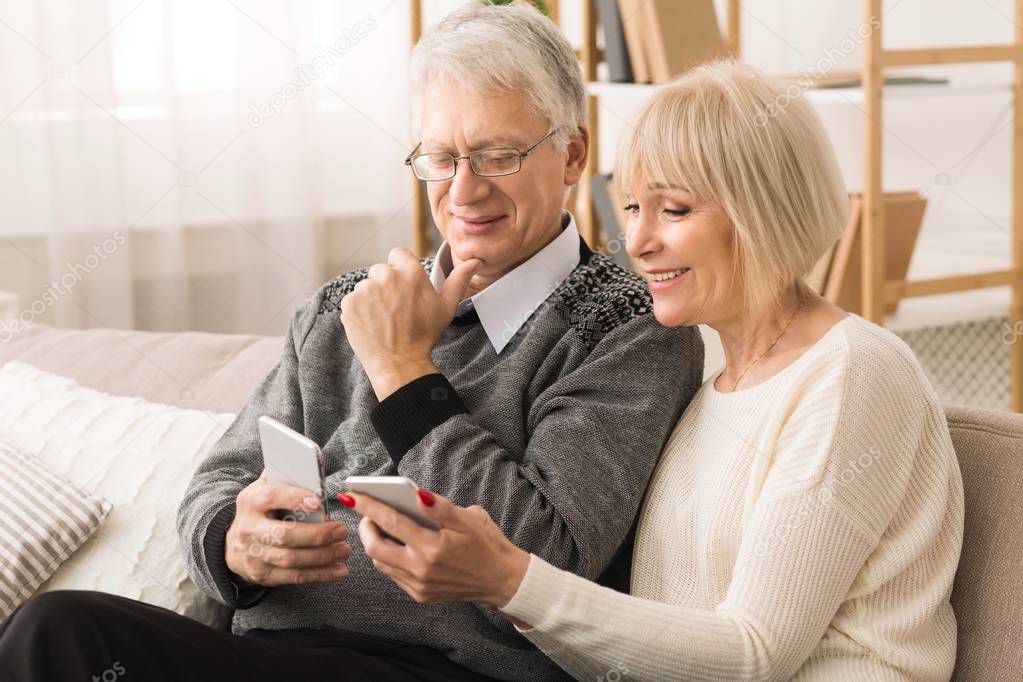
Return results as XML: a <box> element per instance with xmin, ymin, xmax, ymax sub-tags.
<box><xmin>644</xmin><ymin>267</ymin><xmax>691</xmax><ymax>292</ymax></box>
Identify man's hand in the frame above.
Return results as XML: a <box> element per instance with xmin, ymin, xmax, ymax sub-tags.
<box><xmin>225</xmin><ymin>471</ymin><xmax>351</xmax><ymax>587</ymax></box>
<box><xmin>339</xmin><ymin>247</ymin><xmax>480</xmax><ymax>400</ymax></box>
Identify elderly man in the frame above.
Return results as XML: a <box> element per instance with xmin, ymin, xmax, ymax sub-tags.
<box><xmin>0</xmin><ymin>4</ymin><xmax>701</xmax><ymax>681</ymax></box>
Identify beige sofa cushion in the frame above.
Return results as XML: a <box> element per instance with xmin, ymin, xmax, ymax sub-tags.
<box><xmin>0</xmin><ymin>325</ymin><xmax>282</xmax><ymax>413</ymax></box>
<box><xmin>0</xmin><ymin>362</ymin><xmax>236</xmax><ymax>628</ymax></box>
<box><xmin>945</xmin><ymin>404</ymin><xmax>1023</xmax><ymax>681</ymax></box>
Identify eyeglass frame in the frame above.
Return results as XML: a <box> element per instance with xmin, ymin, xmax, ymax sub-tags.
<box><xmin>404</xmin><ymin>128</ymin><xmax>559</xmax><ymax>182</ymax></box>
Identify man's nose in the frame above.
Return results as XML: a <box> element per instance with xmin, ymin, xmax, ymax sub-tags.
<box><xmin>448</xmin><ymin>158</ymin><xmax>491</xmax><ymax>206</ymax></box>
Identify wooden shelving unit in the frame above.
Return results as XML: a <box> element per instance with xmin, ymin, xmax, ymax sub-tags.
<box><xmin>859</xmin><ymin>0</ymin><xmax>1023</xmax><ymax>410</ymax></box>
<box><xmin>409</xmin><ymin>0</ymin><xmax>429</xmax><ymax>258</ymax></box>
<box><xmin>407</xmin><ymin>0</ymin><xmax>1023</xmax><ymax>409</ymax></box>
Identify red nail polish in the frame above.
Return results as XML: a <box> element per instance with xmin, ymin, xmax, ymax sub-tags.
<box><xmin>337</xmin><ymin>493</ymin><xmax>356</xmax><ymax>508</ymax></box>
<box><xmin>417</xmin><ymin>489</ymin><xmax>435</xmax><ymax>507</ymax></box>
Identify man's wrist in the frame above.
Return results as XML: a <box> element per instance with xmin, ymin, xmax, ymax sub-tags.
<box><xmin>365</xmin><ymin>357</ymin><xmax>438</xmax><ymax>401</ymax></box>
<box><xmin>223</xmin><ymin>519</ymin><xmax>253</xmax><ymax>586</ymax></box>
<box><xmin>370</xmin><ymin>373</ymin><xmax>469</xmax><ymax>464</ymax></box>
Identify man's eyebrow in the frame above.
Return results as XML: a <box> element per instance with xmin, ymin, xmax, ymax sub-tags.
<box><xmin>469</xmin><ymin>136</ymin><xmax>525</xmax><ymax>149</ymax></box>
<box><xmin>420</xmin><ymin>136</ymin><xmax>526</xmax><ymax>151</ymax></box>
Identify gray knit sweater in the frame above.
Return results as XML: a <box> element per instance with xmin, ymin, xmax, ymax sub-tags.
<box><xmin>176</xmin><ymin>241</ymin><xmax>703</xmax><ymax>681</ymax></box>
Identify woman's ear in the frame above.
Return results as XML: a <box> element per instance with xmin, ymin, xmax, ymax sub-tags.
<box><xmin>563</xmin><ymin>125</ymin><xmax>589</xmax><ymax>187</ymax></box>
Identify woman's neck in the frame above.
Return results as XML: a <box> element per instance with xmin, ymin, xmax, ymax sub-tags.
<box><xmin>713</xmin><ymin>284</ymin><xmax>809</xmax><ymax>391</ymax></box>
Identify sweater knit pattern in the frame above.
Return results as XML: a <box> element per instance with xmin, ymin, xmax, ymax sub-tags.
<box><xmin>503</xmin><ymin>315</ymin><xmax>964</xmax><ymax>681</ymax></box>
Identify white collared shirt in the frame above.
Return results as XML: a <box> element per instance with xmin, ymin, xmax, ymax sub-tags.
<box><xmin>429</xmin><ymin>212</ymin><xmax>582</xmax><ymax>354</ymax></box>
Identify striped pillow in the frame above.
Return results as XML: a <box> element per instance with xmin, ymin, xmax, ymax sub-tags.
<box><xmin>0</xmin><ymin>436</ymin><xmax>111</xmax><ymax>619</ymax></box>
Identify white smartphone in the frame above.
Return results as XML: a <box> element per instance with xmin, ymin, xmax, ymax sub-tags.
<box><xmin>257</xmin><ymin>415</ymin><xmax>326</xmax><ymax>523</ymax></box>
<box><xmin>344</xmin><ymin>475</ymin><xmax>440</xmax><ymax>531</ymax></box>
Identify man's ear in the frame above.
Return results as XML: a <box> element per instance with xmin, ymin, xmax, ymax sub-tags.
<box><xmin>563</xmin><ymin>124</ymin><xmax>589</xmax><ymax>187</ymax></box>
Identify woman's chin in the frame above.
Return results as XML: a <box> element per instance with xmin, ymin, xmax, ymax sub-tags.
<box><xmin>652</xmin><ymin>301</ymin><xmax>694</xmax><ymax>328</ymax></box>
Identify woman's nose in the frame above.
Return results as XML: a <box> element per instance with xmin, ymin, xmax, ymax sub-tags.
<box><xmin>626</xmin><ymin>212</ymin><xmax>659</xmax><ymax>260</ymax></box>
<box><xmin>448</xmin><ymin>158</ymin><xmax>491</xmax><ymax>206</ymax></box>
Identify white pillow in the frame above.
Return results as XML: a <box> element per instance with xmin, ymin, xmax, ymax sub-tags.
<box><xmin>0</xmin><ymin>435</ymin><xmax>112</xmax><ymax>620</ymax></box>
<box><xmin>0</xmin><ymin>361</ymin><xmax>237</xmax><ymax>628</ymax></box>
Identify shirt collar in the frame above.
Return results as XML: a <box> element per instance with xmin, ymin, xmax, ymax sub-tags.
<box><xmin>430</xmin><ymin>212</ymin><xmax>581</xmax><ymax>354</ymax></box>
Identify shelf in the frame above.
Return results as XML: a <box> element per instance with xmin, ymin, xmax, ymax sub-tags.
<box><xmin>587</xmin><ymin>80</ymin><xmax>1014</xmax><ymax>103</ymax></box>
<box><xmin>886</xmin><ymin>287</ymin><xmax>1011</xmax><ymax>331</ymax></box>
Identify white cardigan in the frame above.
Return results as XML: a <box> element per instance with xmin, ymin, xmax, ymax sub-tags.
<box><xmin>502</xmin><ymin>315</ymin><xmax>964</xmax><ymax>681</ymax></box>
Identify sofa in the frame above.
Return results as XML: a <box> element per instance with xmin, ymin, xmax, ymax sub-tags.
<box><xmin>0</xmin><ymin>323</ymin><xmax>1019</xmax><ymax>680</ymax></box>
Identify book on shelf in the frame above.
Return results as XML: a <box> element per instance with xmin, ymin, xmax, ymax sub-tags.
<box><xmin>590</xmin><ymin>173</ymin><xmax>634</xmax><ymax>271</ymax></box>
<box><xmin>781</xmin><ymin>70</ymin><xmax>950</xmax><ymax>89</ymax></box>
<box><xmin>596</xmin><ymin>0</ymin><xmax>633</xmax><ymax>83</ymax></box>
<box><xmin>824</xmin><ymin>191</ymin><xmax>928</xmax><ymax>316</ymax></box>
<box><xmin>608</xmin><ymin>0</ymin><xmax>727</xmax><ymax>85</ymax></box>
<box><xmin>615</xmin><ymin>0</ymin><xmax>649</xmax><ymax>83</ymax></box>
<box><xmin>641</xmin><ymin>0</ymin><xmax>729</xmax><ymax>84</ymax></box>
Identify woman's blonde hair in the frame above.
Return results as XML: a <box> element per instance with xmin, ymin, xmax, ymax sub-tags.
<box><xmin>615</xmin><ymin>60</ymin><xmax>848</xmax><ymax>313</ymax></box>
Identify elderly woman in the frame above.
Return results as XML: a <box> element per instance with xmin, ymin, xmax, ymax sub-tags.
<box><xmin>343</xmin><ymin>61</ymin><xmax>965</xmax><ymax>681</ymax></box>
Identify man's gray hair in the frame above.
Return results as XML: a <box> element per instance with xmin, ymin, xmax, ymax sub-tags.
<box><xmin>410</xmin><ymin>1</ymin><xmax>585</xmax><ymax>148</ymax></box>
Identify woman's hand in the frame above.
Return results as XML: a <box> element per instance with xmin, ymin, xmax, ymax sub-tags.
<box><xmin>342</xmin><ymin>489</ymin><xmax>530</xmax><ymax>612</ymax></box>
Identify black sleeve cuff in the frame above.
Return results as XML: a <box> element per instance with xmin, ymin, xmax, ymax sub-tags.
<box><xmin>204</xmin><ymin>502</ymin><xmax>271</xmax><ymax>609</ymax></box>
<box><xmin>370</xmin><ymin>373</ymin><xmax>468</xmax><ymax>465</ymax></box>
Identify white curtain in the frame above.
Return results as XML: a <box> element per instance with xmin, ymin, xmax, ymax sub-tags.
<box><xmin>0</xmin><ymin>0</ymin><xmax>419</xmax><ymax>336</ymax></box>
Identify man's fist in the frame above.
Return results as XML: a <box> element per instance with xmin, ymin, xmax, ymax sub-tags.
<box><xmin>225</xmin><ymin>471</ymin><xmax>351</xmax><ymax>587</ymax></box>
<box><xmin>339</xmin><ymin>247</ymin><xmax>480</xmax><ymax>401</ymax></box>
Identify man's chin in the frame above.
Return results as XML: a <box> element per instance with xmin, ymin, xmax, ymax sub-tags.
<box><xmin>448</xmin><ymin>239</ymin><xmax>497</xmax><ymax>267</ymax></box>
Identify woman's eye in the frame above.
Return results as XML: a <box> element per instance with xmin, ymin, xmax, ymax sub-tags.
<box><xmin>623</xmin><ymin>203</ymin><xmax>639</xmax><ymax>213</ymax></box>
<box><xmin>664</xmin><ymin>207</ymin><xmax>691</xmax><ymax>217</ymax></box>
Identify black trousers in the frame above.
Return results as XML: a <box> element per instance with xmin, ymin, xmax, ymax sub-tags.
<box><xmin>0</xmin><ymin>590</ymin><xmax>496</xmax><ymax>682</ymax></box>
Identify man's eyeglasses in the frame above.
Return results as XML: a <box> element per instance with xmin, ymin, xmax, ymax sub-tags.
<box><xmin>404</xmin><ymin>129</ymin><xmax>558</xmax><ymax>182</ymax></box>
